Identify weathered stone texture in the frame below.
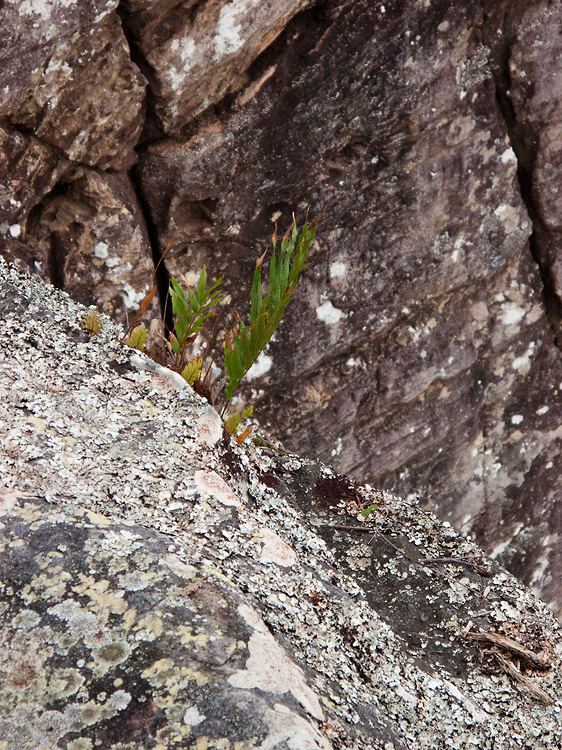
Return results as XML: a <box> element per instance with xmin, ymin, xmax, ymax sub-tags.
<box><xmin>503</xmin><ymin>2</ymin><xmax>562</xmax><ymax>337</ymax></box>
<box><xmin>24</xmin><ymin>169</ymin><xmax>156</xmax><ymax>319</ymax></box>
<box><xmin>120</xmin><ymin>0</ymin><xmax>312</xmax><ymax>132</ymax></box>
<box><xmin>2</xmin><ymin>0</ymin><xmax>562</xmax><ymax>620</ymax></box>
<box><xmin>1</xmin><ymin>258</ymin><xmax>562</xmax><ymax>749</ymax></box>
<box><xmin>136</xmin><ymin>0</ymin><xmax>562</xmax><ymax>615</ymax></box>
<box><xmin>0</xmin><ymin>0</ymin><xmax>145</xmax><ymax>169</ymax></box>
<box><xmin>0</xmin><ymin>0</ymin><xmax>153</xmax><ymax>319</ymax></box>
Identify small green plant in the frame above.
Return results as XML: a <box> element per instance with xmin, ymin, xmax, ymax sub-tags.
<box><xmin>223</xmin><ymin>218</ymin><xmax>318</xmax><ymax>402</ymax></box>
<box><xmin>180</xmin><ymin>355</ymin><xmax>203</xmax><ymax>386</ymax></box>
<box><xmin>127</xmin><ymin>216</ymin><xmax>319</xmax><ymax>440</ymax></box>
<box><xmin>83</xmin><ymin>309</ymin><xmax>103</xmax><ymax>336</ymax></box>
<box><xmin>125</xmin><ymin>323</ymin><xmax>148</xmax><ymax>351</ymax></box>
<box><xmin>224</xmin><ymin>405</ymin><xmax>254</xmax><ymax>438</ymax></box>
<box><xmin>169</xmin><ymin>266</ymin><xmax>223</xmax><ymax>356</ymax></box>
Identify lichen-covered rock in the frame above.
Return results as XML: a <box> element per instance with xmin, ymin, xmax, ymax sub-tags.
<box><xmin>1</xmin><ymin>258</ymin><xmax>561</xmax><ymax>749</ymax></box>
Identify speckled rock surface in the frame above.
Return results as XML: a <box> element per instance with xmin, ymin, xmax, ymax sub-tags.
<box><xmin>134</xmin><ymin>0</ymin><xmax>562</xmax><ymax>618</ymax></box>
<box><xmin>1</xmin><ymin>259</ymin><xmax>562</xmax><ymax>748</ymax></box>
<box><xmin>3</xmin><ymin>0</ymin><xmax>562</xmax><ymax>632</ymax></box>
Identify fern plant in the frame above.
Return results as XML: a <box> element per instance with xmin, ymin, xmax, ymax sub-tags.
<box><xmin>223</xmin><ymin>217</ymin><xmax>318</xmax><ymax>402</ymax></box>
<box><xmin>169</xmin><ymin>266</ymin><xmax>223</xmax><ymax>355</ymax></box>
<box><xmin>126</xmin><ymin>217</ymin><xmax>319</xmax><ymax>441</ymax></box>
<box><xmin>125</xmin><ymin>323</ymin><xmax>148</xmax><ymax>351</ymax></box>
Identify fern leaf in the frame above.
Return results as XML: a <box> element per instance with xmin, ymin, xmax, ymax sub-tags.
<box><xmin>224</xmin><ymin>412</ymin><xmax>241</xmax><ymax>436</ymax></box>
<box><xmin>224</xmin><ymin>405</ymin><xmax>253</xmax><ymax>436</ymax></box>
<box><xmin>250</xmin><ymin>251</ymin><xmax>266</xmax><ymax>324</ymax></box>
<box><xmin>125</xmin><ymin>324</ymin><xmax>148</xmax><ymax>351</ymax></box>
<box><xmin>223</xmin><ymin>217</ymin><xmax>319</xmax><ymax>402</ymax></box>
<box><xmin>169</xmin><ymin>270</ymin><xmax>223</xmax><ymax>354</ymax></box>
<box><xmin>83</xmin><ymin>309</ymin><xmax>103</xmax><ymax>336</ymax></box>
<box><xmin>181</xmin><ymin>356</ymin><xmax>202</xmax><ymax>386</ymax></box>
<box><xmin>197</xmin><ymin>264</ymin><xmax>207</xmax><ymax>303</ymax></box>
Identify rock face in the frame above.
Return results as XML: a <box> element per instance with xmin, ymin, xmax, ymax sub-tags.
<box><xmin>2</xmin><ymin>258</ymin><xmax>562</xmax><ymax>749</ymax></box>
<box><xmin>0</xmin><ymin>0</ymin><xmax>154</xmax><ymax>320</ymax></box>
<box><xmin>2</xmin><ymin>0</ymin><xmax>562</xmax><ymax>618</ymax></box>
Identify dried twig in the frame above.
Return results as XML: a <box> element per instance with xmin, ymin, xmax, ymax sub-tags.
<box><xmin>466</xmin><ymin>631</ymin><xmax>551</xmax><ymax>671</ymax></box>
<box><xmin>494</xmin><ymin>652</ymin><xmax>555</xmax><ymax>706</ymax></box>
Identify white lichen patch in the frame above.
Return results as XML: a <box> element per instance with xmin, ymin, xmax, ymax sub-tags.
<box><xmin>494</xmin><ymin>203</ymin><xmax>521</xmax><ymax>234</ymax></box>
<box><xmin>316</xmin><ymin>300</ymin><xmax>344</xmax><ymax>325</ymax></box>
<box><xmin>167</xmin><ymin>37</ymin><xmax>198</xmax><ymax>92</ymax></box>
<box><xmin>8</xmin><ymin>0</ymin><xmax>77</xmax><ymax>21</ymax></box>
<box><xmin>229</xmin><ymin>604</ymin><xmax>324</xmax><ymax>720</ymax></box>
<box><xmin>246</xmin><ymin>351</ymin><xmax>273</xmax><ymax>379</ymax></box>
<box><xmin>500</xmin><ymin>301</ymin><xmax>526</xmax><ymax>327</ymax></box>
<box><xmin>214</xmin><ymin>0</ymin><xmax>258</xmax><ymax>60</ymax></box>
<box><xmin>47</xmin><ymin>600</ymin><xmax>107</xmax><ymax>646</ymax></box>
<box><xmin>329</xmin><ymin>261</ymin><xmax>347</xmax><ymax>280</ymax></box>
<box><xmin>512</xmin><ymin>341</ymin><xmax>536</xmax><ymax>371</ymax></box>
<box><xmin>183</xmin><ymin>705</ymin><xmax>206</xmax><ymax>726</ymax></box>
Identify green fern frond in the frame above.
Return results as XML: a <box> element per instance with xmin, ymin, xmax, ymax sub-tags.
<box><xmin>224</xmin><ymin>405</ymin><xmax>253</xmax><ymax>436</ymax></box>
<box><xmin>181</xmin><ymin>355</ymin><xmax>203</xmax><ymax>386</ymax></box>
<box><xmin>223</xmin><ymin>216</ymin><xmax>318</xmax><ymax>402</ymax></box>
<box><xmin>170</xmin><ymin>267</ymin><xmax>223</xmax><ymax>354</ymax></box>
<box><xmin>125</xmin><ymin>323</ymin><xmax>148</xmax><ymax>351</ymax></box>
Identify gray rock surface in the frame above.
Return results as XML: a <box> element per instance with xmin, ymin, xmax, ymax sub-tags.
<box><xmin>1</xmin><ymin>257</ymin><xmax>562</xmax><ymax>748</ymax></box>
<box><xmin>2</xmin><ymin>0</ymin><xmax>562</xmax><ymax>619</ymax></box>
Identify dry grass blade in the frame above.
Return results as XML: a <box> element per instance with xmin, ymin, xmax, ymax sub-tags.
<box><xmin>466</xmin><ymin>631</ymin><xmax>551</xmax><ymax>670</ymax></box>
<box><xmin>122</xmin><ymin>237</ymin><xmax>176</xmax><ymax>341</ymax></box>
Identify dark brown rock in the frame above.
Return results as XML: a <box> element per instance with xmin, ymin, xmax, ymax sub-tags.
<box><xmin>119</xmin><ymin>0</ymin><xmax>313</xmax><ymax>132</ymax></box>
<box><xmin>23</xmin><ymin>168</ymin><xmax>156</xmax><ymax>321</ymax></box>
<box><xmin>136</xmin><ymin>0</ymin><xmax>562</xmax><ymax>616</ymax></box>
<box><xmin>489</xmin><ymin>2</ymin><xmax>562</xmax><ymax>338</ymax></box>
<box><xmin>0</xmin><ymin>0</ymin><xmax>145</xmax><ymax>169</ymax></box>
<box><xmin>0</xmin><ymin>0</ymin><xmax>152</xmax><ymax>322</ymax></box>
<box><xmin>0</xmin><ymin>124</ymin><xmax>69</xmax><ymax>275</ymax></box>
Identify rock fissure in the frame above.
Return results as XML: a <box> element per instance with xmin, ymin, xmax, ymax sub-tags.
<box><xmin>482</xmin><ymin>4</ymin><xmax>562</xmax><ymax>354</ymax></box>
